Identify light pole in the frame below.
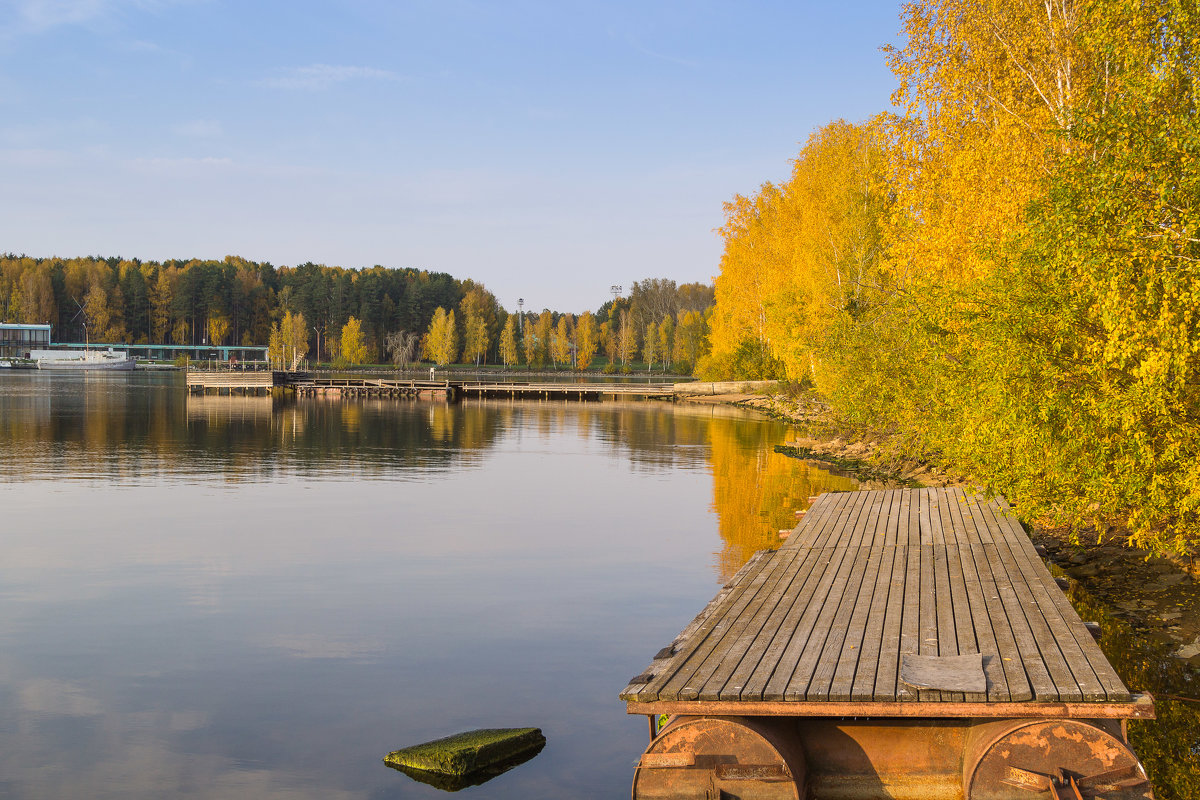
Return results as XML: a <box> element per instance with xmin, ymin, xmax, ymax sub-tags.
<box><xmin>517</xmin><ymin>298</ymin><xmax>524</xmax><ymax>369</ymax></box>
<box><xmin>313</xmin><ymin>326</ymin><xmax>321</xmax><ymax>366</ymax></box>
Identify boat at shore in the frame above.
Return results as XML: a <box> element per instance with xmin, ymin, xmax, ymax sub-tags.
<box><xmin>35</xmin><ymin>349</ymin><xmax>137</xmax><ymax>371</ymax></box>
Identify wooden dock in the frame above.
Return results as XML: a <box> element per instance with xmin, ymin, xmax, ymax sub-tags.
<box><xmin>185</xmin><ymin>371</ymin><xmax>677</xmax><ymax>400</ymax></box>
<box><xmin>623</xmin><ymin>487</ymin><xmax>1145</xmax><ymax>718</ymax></box>
<box><xmin>185</xmin><ymin>370</ymin><xmax>279</xmax><ymax>393</ymax></box>
<box><xmin>459</xmin><ymin>381</ymin><xmax>675</xmax><ymax>400</ymax></box>
<box><xmin>291</xmin><ymin>377</ymin><xmax>455</xmax><ymax>399</ymax></box>
<box><xmin>621</xmin><ymin>487</ymin><xmax>1155</xmax><ymax>799</ymax></box>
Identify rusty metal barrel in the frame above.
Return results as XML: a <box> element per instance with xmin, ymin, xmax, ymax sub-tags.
<box><xmin>631</xmin><ymin>716</ymin><xmax>805</xmax><ymax>800</ymax></box>
<box><xmin>962</xmin><ymin>718</ymin><xmax>1154</xmax><ymax>800</ymax></box>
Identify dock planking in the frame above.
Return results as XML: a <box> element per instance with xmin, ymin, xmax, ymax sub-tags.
<box><xmin>622</xmin><ymin>487</ymin><xmax>1150</xmax><ymax>719</ymax></box>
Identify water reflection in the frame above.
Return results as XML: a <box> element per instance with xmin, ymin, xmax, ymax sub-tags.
<box><xmin>706</xmin><ymin>416</ymin><xmax>857</xmax><ymax>580</ymax></box>
<box><xmin>1064</xmin><ymin>584</ymin><xmax>1200</xmax><ymax>800</ymax></box>
<box><xmin>0</xmin><ymin>371</ymin><xmax>857</xmax><ymax>800</ymax></box>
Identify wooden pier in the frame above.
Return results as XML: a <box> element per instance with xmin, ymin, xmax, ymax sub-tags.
<box><xmin>291</xmin><ymin>377</ymin><xmax>456</xmax><ymax>399</ymax></box>
<box><xmin>185</xmin><ymin>370</ymin><xmax>279</xmax><ymax>394</ymax></box>
<box><xmin>621</xmin><ymin>487</ymin><xmax>1154</xmax><ymax>799</ymax></box>
<box><xmin>459</xmin><ymin>381</ymin><xmax>675</xmax><ymax>400</ymax></box>
<box><xmin>185</xmin><ymin>371</ymin><xmax>677</xmax><ymax>400</ymax></box>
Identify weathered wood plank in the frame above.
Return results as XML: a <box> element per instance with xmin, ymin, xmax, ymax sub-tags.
<box><xmin>785</xmin><ymin>490</ymin><xmax>851</xmax><ymax>550</ymax></box>
<box><xmin>898</xmin><ymin>487</ymin><xmax>915</xmax><ymax>547</ymax></box>
<box><xmin>811</xmin><ymin>545</ymin><xmax>881</xmax><ymax>699</ymax></box>
<box><xmin>822</xmin><ymin>545</ymin><xmax>887</xmax><ymax>699</ymax></box>
<box><xmin>659</xmin><ymin>549</ymin><xmax>793</xmax><ymax>702</ymax></box>
<box><xmin>814</xmin><ymin>491</ymin><xmax>858</xmax><ymax>548</ymax></box>
<box><xmin>917</xmin><ymin>544</ymin><xmax>944</xmax><ymax>702</ymax></box>
<box><xmin>627</xmin><ymin>696</ymin><xmax>1156</xmax><ymax>719</ymax></box>
<box><xmin>945</xmin><ymin>544</ymin><xmax>989</xmax><ymax>702</ymax></box>
<box><xmin>965</xmin><ymin>539</ymin><xmax>1036</xmax><ymax>702</ymax></box>
<box><xmin>928</xmin><ymin>488</ymin><xmax>948</xmax><ymax>547</ymax></box>
<box><xmin>982</xmin><ymin>540</ymin><xmax>1070</xmax><ymax>700</ymax></box>
<box><xmin>739</xmin><ymin>547</ymin><xmax>845</xmax><ymax>700</ymax></box>
<box><xmin>897</xmin><ymin>537</ymin><xmax>923</xmax><ymax>701</ymax></box>
<box><xmin>934</xmin><ymin>544</ymin><xmax>967</xmax><ymax>702</ymax></box>
<box><xmin>987</xmin><ymin>525</ymin><xmax>1089</xmax><ymax>702</ymax></box>
<box><xmin>867</xmin><ymin>489</ymin><xmax>895</xmax><ymax>547</ymax></box>
<box><xmin>936</xmin><ymin>497</ymin><xmax>981</xmax><ymax>702</ymax></box>
<box><xmin>980</xmin><ymin>498</ymin><xmax>1124</xmax><ymax>702</ymax></box>
<box><xmin>692</xmin><ymin>550</ymin><xmax>804</xmax><ymax>701</ymax></box>
<box><xmin>721</xmin><ymin>547</ymin><xmax>829</xmax><ymax>701</ymax></box>
<box><xmin>793</xmin><ymin>546</ymin><xmax>873</xmax><ymax>700</ymax></box>
<box><xmin>853</xmin><ymin>491</ymin><xmax>887</xmax><ymax>548</ymax></box>
<box><xmin>918</xmin><ymin>489</ymin><xmax>935</xmax><ymax>546</ymax></box>
<box><xmin>880</xmin><ymin>489</ymin><xmax>900</xmax><ymax>547</ymax></box>
<box><xmin>626</xmin><ymin>549</ymin><xmax>776</xmax><ymax>700</ymax></box>
<box><xmin>833</xmin><ymin>544</ymin><xmax>895</xmax><ymax>701</ymax></box>
<box><xmin>738</xmin><ymin>494</ymin><xmax>871</xmax><ymax>699</ymax></box>
<box><xmin>759</xmin><ymin>492</ymin><xmax>873</xmax><ymax>700</ymax></box>
<box><xmin>945</xmin><ymin>496</ymin><xmax>1010</xmax><ymax>701</ymax></box>
<box><xmin>783</xmin><ymin>493</ymin><xmax>833</xmax><ymax>547</ymax></box>
<box><xmin>870</xmin><ymin>541</ymin><xmax>909</xmax><ymax>701</ymax></box>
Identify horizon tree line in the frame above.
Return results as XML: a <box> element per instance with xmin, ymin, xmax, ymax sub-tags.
<box><xmin>1</xmin><ymin>254</ymin><xmax>714</xmax><ymax>371</ymax></box>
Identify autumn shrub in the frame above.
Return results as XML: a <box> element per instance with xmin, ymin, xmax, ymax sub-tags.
<box><xmin>699</xmin><ymin>337</ymin><xmax>785</xmax><ymax>381</ymax></box>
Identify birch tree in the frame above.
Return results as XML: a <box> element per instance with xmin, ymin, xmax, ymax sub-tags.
<box><xmin>341</xmin><ymin>316</ymin><xmax>367</xmax><ymax>365</ymax></box>
<box><xmin>574</xmin><ymin>311</ymin><xmax>598</xmax><ymax>371</ymax></box>
<box><xmin>499</xmin><ymin>316</ymin><xmax>519</xmax><ymax>367</ymax></box>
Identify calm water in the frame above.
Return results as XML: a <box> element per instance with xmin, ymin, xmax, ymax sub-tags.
<box><xmin>0</xmin><ymin>371</ymin><xmax>855</xmax><ymax>799</ymax></box>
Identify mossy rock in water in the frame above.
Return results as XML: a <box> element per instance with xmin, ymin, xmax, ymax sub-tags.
<box><xmin>384</xmin><ymin>727</ymin><xmax>546</xmax><ymax>778</ymax></box>
<box><xmin>386</xmin><ymin>742</ymin><xmax>546</xmax><ymax>792</ymax></box>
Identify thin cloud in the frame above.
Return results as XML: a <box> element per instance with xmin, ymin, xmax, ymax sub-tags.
<box><xmin>257</xmin><ymin>64</ymin><xmax>404</xmax><ymax>91</ymax></box>
<box><xmin>3</xmin><ymin>0</ymin><xmax>196</xmax><ymax>36</ymax></box>
<box><xmin>122</xmin><ymin>38</ymin><xmax>165</xmax><ymax>52</ymax></box>
<box><xmin>172</xmin><ymin>119</ymin><xmax>222</xmax><ymax>138</ymax></box>
<box><xmin>624</xmin><ymin>35</ymin><xmax>699</xmax><ymax>69</ymax></box>
<box><xmin>127</xmin><ymin>155</ymin><xmax>234</xmax><ymax>176</ymax></box>
<box><xmin>0</xmin><ymin>147</ymin><xmax>73</xmax><ymax>167</ymax></box>
<box><xmin>14</xmin><ymin>0</ymin><xmax>110</xmax><ymax>30</ymax></box>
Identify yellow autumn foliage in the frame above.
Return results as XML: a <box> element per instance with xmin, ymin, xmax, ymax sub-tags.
<box><xmin>704</xmin><ymin>119</ymin><xmax>888</xmax><ymax>386</ymax></box>
<box><xmin>706</xmin><ymin>0</ymin><xmax>1200</xmax><ymax>556</ymax></box>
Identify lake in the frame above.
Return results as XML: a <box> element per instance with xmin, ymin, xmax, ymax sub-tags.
<box><xmin>0</xmin><ymin>371</ymin><xmax>856</xmax><ymax>799</ymax></box>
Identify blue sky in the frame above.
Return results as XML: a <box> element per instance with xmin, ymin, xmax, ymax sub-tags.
<box><xmin>1</xmin><ymin>0</ymin><xmax>902</xmax><ymax>312</ymax></box>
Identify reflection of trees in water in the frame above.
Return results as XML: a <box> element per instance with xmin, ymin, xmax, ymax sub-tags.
<box><xmin>706</xmin><ymin>418</ymin><xmax>857</xmax><ymax>581</ymax></box>
<box><xmin>201</xmin><ymin>399</ymin><xmax>507</xmax><ymax>480</ymax></box>
<box><xmin>559</xmin><ymin>401</ymin><xmax>860</xmax><ymax>581</ymax></box>
<box><xmin>0</xmin><ymin>374</ymin><xmax>183</xmax><ymax>482</ymax></box>
<box><xmin>0</xmin><ymin>375</ymin><xmax>507</xmax><ymax>482</ymax></box>
<box><xmin>570</xmin><ymin>401</ymin><xmax>714</xmax><ymax>470</ymax></box>
<box><xmin>1064</xmin><ymin>586</ymin><xmax>1200</xmax><ymax>800</ymax></box>
<box><xmin>2</xmin><ymin>387</ymin><xmax>724</xmax><ymax>483</ymax></box>
<box><xmin>4</xmin><ymin>384</ymin><xmax>858</xmax><ymax>579</ymax></box>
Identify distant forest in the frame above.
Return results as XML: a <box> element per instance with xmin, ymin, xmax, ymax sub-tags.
<box><xmin>0</xmin><ymin>254</ymin><xmax>714</xmax><ymax>369</ymax></box>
